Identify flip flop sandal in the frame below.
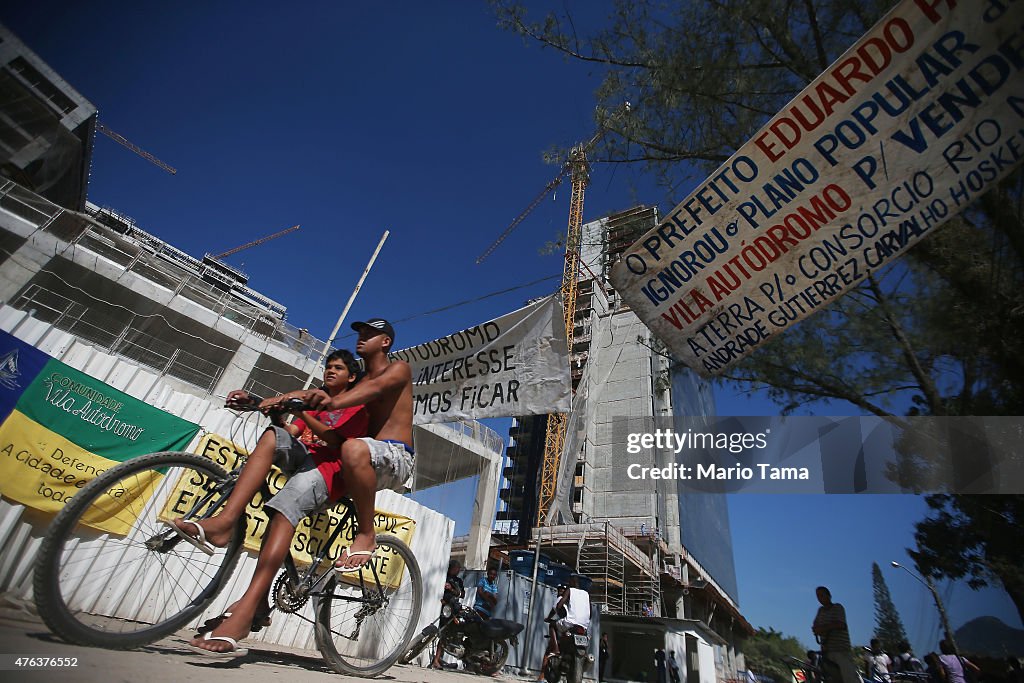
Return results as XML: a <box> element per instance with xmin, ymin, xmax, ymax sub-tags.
<box><xmin>334</xmin><ymin>547</ymin><xmax>378</xmax><ymax>575</ymax></box>
<box><xmin>161</xmin><ymin>519</ymin><xmax>215</xmax><ymax>555</ymax></box>
<box><xmin>186</xmin><ymin>633</ymin><xmax>249</xmax><ymax>659</ymax></box>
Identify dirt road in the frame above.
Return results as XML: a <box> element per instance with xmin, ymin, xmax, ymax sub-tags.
<box><xmin>0</xmin><ymin>600</ymin><xmax>519</xmax><ymax>683</ymax></box>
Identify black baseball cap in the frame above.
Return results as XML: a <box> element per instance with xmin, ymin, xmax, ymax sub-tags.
<box><xmin>351</xmin><ymin>318</ymin><xmax>395</xmax><ymax>343</ymax></box>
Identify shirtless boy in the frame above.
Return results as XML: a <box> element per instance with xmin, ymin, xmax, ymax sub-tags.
<box><xmin>285</xmin><ymin>317</ymin><xmax>414</xmax><ymax>571</ymax></box>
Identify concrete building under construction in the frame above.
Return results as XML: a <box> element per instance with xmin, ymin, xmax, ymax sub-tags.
<box><xmin>0</xmin><ymin>21</ymin><xmax>504</xmax><ymax>570</ymax></box>
<box><xmin>497</xmin><ymin>206</ymin><xmax>753</xmax><ymax>683</ymax></box>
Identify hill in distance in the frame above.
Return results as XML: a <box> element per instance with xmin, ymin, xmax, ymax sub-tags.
<box><xmin>955</xmin><ymin>616</ymin><xmax>1024</xmax><ymax>658</ymax></box>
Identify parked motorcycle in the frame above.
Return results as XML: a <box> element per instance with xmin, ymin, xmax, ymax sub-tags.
<box><xmin>543</xmin><ymin>622</ymin><xmax>592</xmax><ymax>683</ymax></box>
<box><xmin>402</xmin><ymin>596</ymin><xmax>524</xmax><ymax>675</ymax></box>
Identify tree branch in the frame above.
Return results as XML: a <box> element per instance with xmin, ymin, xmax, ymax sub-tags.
<box><xmin>802</xmin><ymin>0</ymin><xmax>830</xmax><ymax>71</ymax></box>
<box><xmin>503</xmin><ymin>11</ymin><xmax>651</xmax><ymax>68</ymax></box>
<box><xmin>866</xmin><ymin>275</ymin><xmax>946</xmax><ymax>415</ymax></box>
<box><xmin>725</xmin><ymin>360</ymin><xmax>909</xmax><ymax>427</ymax></box>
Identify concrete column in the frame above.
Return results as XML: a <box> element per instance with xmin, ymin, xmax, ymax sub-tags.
<box><xmin>211</xmin><ymin>340</ymin><xmax>262</xmax><ymax>397</ymax></box>
<box><xmin>465</xmin><ymin>452</ymin><xmax>501</xmax><ymax>569</ymax></box>
<box><xmin>0</xmin><ymin>238</ymin><xmax>54</xmax><ymax>305</ymax></box>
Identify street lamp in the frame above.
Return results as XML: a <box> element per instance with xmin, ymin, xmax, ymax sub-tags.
<box><xmin>890</xmin><ymin>561</ymin><xmax>958</xmax><ymax>653</ymax></box>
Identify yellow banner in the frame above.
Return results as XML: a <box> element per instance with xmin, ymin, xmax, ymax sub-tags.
<box><xmin>0</xmin><ymin>410</ymin><xmax>161</xmax><ymax>535</ymax></box>
<box><xmin>160</xmin><ymin>433</ymin><xmax>416</xmax><ymax>588</ymax></box>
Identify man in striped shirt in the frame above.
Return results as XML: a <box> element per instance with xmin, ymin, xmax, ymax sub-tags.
<box><xmin>812</xmin><ymin>586</ymin><xmax>860</xmax><ymax>683</ymax></box>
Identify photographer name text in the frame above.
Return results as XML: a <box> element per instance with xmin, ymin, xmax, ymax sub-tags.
<box><xmin>627</xmin><ymin>462</ymin><xmax>809</xmax><ymax>481</ymax></box>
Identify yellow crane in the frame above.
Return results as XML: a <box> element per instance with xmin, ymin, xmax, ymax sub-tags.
<box><xmin>479</xmin><ymin>107</ymin><xmax>626</xmax><ymax>526</ymax></box>
<box><xmin>537</xmin><ymin>141</ymin><xmax>591</xmax><ymax>525</ymax></box>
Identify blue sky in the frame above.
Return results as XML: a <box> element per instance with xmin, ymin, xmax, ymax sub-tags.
<box><xmin>4</xmin><ymin>1</ymin><xmax>1018</xmax><ymax>658</ymax></box>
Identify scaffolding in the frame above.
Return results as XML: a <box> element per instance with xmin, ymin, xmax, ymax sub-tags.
<box><xmin>532</xmin><ymin>522</ymin><xmax>660</xmax><ymax>617</ymax></box>
<box><xmin>578</xmin><ymin>525</ymin><xmax>625</xmax><ymax>615</ymax></box>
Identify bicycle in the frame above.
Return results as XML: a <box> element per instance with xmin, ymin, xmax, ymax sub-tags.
<box><xmin>783</xmin><ymin>654</ymin><xmax>931</xmax><ymax>683</ymax></box>
<box><xmin>784</xmin><ymin>653</ymin><xmax>839</xmax><ymax>683</ymax></box>
<box><xmin>33</xmin><ymin>397</ymin><xmax>423</xmax><ymax>677</ymax></box>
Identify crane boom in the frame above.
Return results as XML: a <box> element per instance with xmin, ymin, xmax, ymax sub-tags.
<box><xmin>213</xmin><ymin>224</ymin><xmax>301</xmax><ymax>259</ymax></box>
<box><xmin>475</xmin><ymin>110</ymin><xmax>620</xmax><ymax>265</ymax></box>
<box><xmin>96</xmin><ymin>121</ymin><xmax>177</xmax><ymax>175</ymax></box>
<box><xmin>476</xmin><ymin>166</ymin><xmax>569</xmax><ymax>264</ymax></box>
<box><xmin>537</xmin><ymin>143</ymin><xmax>590</xmax><ymax>525</ymax></box>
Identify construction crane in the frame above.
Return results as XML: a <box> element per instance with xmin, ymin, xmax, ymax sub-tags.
<box><xmin>476</xmin><ymin>123</ymin><xmax>606</xmax><ymax>265</ymax></box>
<box><xmin>212</xmin><ymin>224</ymin><xmax>301</xmax><ymax>259</ymax></box>
<box><xmin>536</xmin><ymin>141</ymin><xmax>591</xmax><ymax>525</ymax></box>
<box><xmin>480</xmin><ymin>106</ymin><xmax>628</xmax><ymax>525</ymax></box>
<box><xmin>476</xmin><ymin>166</ymin><xmax>570</xmax><ymax>264</ymax></box>
<box><xmin>96</xmin><ymin>121</ymin><xmax>177</xmax><ymax>175</ymax></box>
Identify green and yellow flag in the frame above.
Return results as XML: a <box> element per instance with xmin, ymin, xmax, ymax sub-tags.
<box><xmin>0</xmin><ymin>330</ymin><xmax>200</xmax><ymax>533</ymax></box>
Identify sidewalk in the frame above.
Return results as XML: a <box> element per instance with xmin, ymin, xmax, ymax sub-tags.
<box><xmin>0</xmin><ymin>600</ymin><xmax>532</xmax><ymax>683</ymax></box>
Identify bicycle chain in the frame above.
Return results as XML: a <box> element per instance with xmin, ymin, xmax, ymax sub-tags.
<box><xmin>272</xmin><ymin>572</ymin><xmax>310</xmax><ymax>613</ymax></box>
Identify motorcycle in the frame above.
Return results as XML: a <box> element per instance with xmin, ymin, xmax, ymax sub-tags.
<box><xmin>402</xmin><ymin>596</ymin><xmax>524</xmax><ymax>675</ymax></box>
<box><xmin>543</xmin><ymin>622</ymin><xmax>592</xmax><ymax>683</ymax></box>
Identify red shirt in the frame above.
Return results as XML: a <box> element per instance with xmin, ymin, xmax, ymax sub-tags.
<box><xmin>291</xmin><ymin>405</ymin><xmax>368</xmax><ymax>500</ymax></box>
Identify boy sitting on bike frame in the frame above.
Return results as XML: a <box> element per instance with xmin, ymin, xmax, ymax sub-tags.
<box><xmin>169</xmin><ymin>349</ymin><xmax>369</xmax><ymax>656</ymax></box>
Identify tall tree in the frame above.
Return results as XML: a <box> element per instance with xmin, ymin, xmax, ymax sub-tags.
<box><xmin>494</xmin><ymin>0</ymin><xmax>1024</xmax><ymax>418</ymax></box>
<box><xmin>911</xmin><ymin>495</ymin><xmax>1024</xmax><ymax>624</ymax></box>
<box><xmin>871</xmin><ymin>562</ymin><xmax>908</xmax><ymax>652</ymax></box>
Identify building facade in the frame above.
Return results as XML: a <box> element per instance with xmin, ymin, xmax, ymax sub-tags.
<box><xmin>0</xmin><ymin>24</ymin><xmax>96</xmax><ymax>212</ymax></box>
<box><xmin>497</xmin><ymin>206</ymin><xmax>752</xmax><ymax>683</ymax></box>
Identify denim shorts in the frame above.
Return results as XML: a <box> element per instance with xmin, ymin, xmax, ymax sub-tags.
<box><xmin>263</xmin><ymin>426</ymin><xmax>330</xmax><ymax>527</ymax></box>
<box><xmin>359</xmin><ymin>438</ymin><xmax>414</xmax><ymax>492</ymax></box>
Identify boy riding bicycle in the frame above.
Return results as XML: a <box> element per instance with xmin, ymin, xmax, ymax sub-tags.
<box><xmin>171</xmin><ymin>317</ymin><xmax>414</xmax><ymax>657</ymax></box>
<box><xmin>168</xmin><ymin>349</ymin><xmax>368</xmax><ymax>656</ymax></box>
<box><xmin>286</xmin><ymin>318</ymin><xmax>414</xmax><ymax>573</ymax></box>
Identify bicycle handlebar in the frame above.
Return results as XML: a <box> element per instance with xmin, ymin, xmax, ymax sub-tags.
<box><xmin>225</xmin><ymin>395</ymin><xmax>313</xmax><ymax>413</ymax></box>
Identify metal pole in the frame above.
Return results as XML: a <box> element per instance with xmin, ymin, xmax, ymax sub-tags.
<box><xmin>303</xmin><ymin>230</ymin><xmax>389</xmax><ymax>388</ymax></box>
<box><xmin>520</xmin><ymin>526</ymin><xmax>544</xmax><ymax>675</ymax></box>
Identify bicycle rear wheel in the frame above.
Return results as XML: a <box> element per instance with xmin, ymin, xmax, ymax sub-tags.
<box><xmin>33</xmin><ymin>451</ymin><xmax>246</xmax><ymax>649</ymax></box>
<box><xmin>314</xmin><ymin>533</ymin><xmax>422</xmax><ymax>676</ymax></box>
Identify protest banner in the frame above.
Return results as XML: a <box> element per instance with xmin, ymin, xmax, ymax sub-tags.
<box><xmin>0</xmin><ymin>330</ymin><xmax>200</xmax><ymax>533</ymax></box>
<box><xmin>609</xmin><ymin>0</ymin><xmax>1024</xmax><ymax>376</ymax></box>
<box><xmin>391</xmin><ymin>294</ymin><xmax>572</xmax><ymax>424</ymax></box>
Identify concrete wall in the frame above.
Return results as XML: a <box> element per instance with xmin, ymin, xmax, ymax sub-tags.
<box><xmin>582</xmin><ymin>304</ymin><xmax>659</xmax><ymax>526</ymax></box>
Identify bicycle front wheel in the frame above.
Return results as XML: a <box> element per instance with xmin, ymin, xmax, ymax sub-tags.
<box><xmin>33</xmin><ymin>451</ymin><xmax>246</xmax><ymax>648</ymax></box>
<box><xmin>314</xmin><ymin>533</ymin><xmax>422</xmax><ymax>676</ymax></box>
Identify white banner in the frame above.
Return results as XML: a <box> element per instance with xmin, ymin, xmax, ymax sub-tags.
<box><xmin>610</xmin><ymin>0</ymin><xmax>1024</xmax><ymax>376</ymax></box>
<box><xmin>391</xmin><ymin>295</ymin><xmax>571</xmax><ymax>424</ymax></box>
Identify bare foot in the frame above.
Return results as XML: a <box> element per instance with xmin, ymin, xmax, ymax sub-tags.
<box><xmin>334</xmin><ymin>533</ymin><xmax>377</xmax><ymax>570</ymax></box>
<box><xmin>189</xmin><ymin>611</ymin><xmax>251</xmax><ymax>653</ymax></box>
<box><xmin>172</xmin><ymin>517</ymin><xmax>235</xmax><ymax>549</ymax></box>
<box><xmin>195</xmin><ymin>600</ymin><xmax>272</xmax><ymax>637</ymax></box>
